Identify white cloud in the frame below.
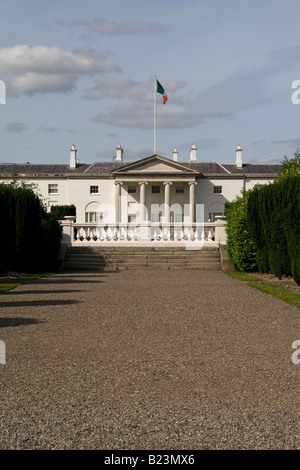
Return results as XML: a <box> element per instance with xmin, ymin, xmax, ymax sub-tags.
<box><xmin>0</xmin><ymin>45</ymin><xmax>120</xmax><ymax>96</ymax></box>
<box><xmin>88</xmin><ymin>74</ymin><xmax>234</xmax><ymax>129</ymax></box>
<box><xmin>86</xmin><ymin>75</ymin><xmax>150</xmax><ymax>100</ymax></box>
<box><xmin>85</xmin><ymin>75</ymin><xmax>185</xmax><ymax>101</ymax></box>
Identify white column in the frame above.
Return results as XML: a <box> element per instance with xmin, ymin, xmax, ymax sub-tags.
<box><xmin>139</xmin><ymin>182</ymin><xmax>148</xmax><ymax>221</ymax></box>
<box><xmin>163</xmin><ymin>182</ymin><xmax>172</xmax><ymax>223</ymax></box>
<box><xmin>188</xmin><ymin>182</ymin><xmax>197</xmax><ymax>223</ymax></box>
<box><xmin>114</xmin><ymin>181</ymin><xmax>123</xmax><ymax>224</ymax></box>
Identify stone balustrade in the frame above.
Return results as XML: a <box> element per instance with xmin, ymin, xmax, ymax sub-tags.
<box><xmin>61</xmin><ymin>216</ymin><xmax>227</xmax><ymax>246</ymax></box>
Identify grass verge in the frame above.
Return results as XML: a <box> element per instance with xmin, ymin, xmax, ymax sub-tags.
<box><xmin>223</xmin><ymin>270</ymin><xmax>300</xmax><ymax>309</ymax></box>
<box><xmin>248</xmin><ymin>282</ymin><xmax>300</xmax><ymax>309</ymax></box>
<box><xmin>0</xmin><ymin>283</ymin><xmax>22</xmax><ymax>292</ymax></box>
<box><xmin>0</xmin><ymin>272</ymin><xmax>56</xmax><ymax>292</ymax></box>
<box><xmin>223</xmin><ymin>271</ymin><xmax>259</xmax><ymax>282</ymax></box>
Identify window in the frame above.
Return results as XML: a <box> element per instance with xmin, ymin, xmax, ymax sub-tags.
<box><xmin>85</xmin><ymin>212</ymin><xmax>103</xmax><ymax>223</ymax></box>
<box><xmin>48</xmin><ymin>184</ymin><xmax>58</xmax><ymax>194</ymax></box>
<box><xmin>90</xmin><ymin>185</ymin><xmax>99</xmax><ymax>194</ymax></box>
<box><xmin>176</xmin><ymin>187</ymin><xmax>184</xmax><ymax>194</ymax></box>
<box><xmin>152</xmin><ymin>185</ymin><xmax>160</xmax><ymax>194</ymax></box>
<box><xmin>128</xmin><ymin>185</ymin><xmax>136</xmax><ymax>194</ymax></box>
<box><xmin>214</xmin><ymin>185</ymin><xmax>222</xmax><ymax>194</ymax></box>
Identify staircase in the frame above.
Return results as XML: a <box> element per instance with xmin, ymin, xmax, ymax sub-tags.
<box><xmin>63</xmin><ymin>246</ymin><xmax>221</xmax><ymax>271</ymax></box>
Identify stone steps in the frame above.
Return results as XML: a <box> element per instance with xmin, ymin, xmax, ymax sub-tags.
<box><xmin>64</xmin><ymin>245</ymin><xmax>222</xmax><ymax>271</ymax></box>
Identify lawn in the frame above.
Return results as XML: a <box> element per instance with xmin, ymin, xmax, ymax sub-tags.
<box><xmin>224</xmin><ymin>270</ymin><xmax>300</xmax><ymax>309</ymax></box>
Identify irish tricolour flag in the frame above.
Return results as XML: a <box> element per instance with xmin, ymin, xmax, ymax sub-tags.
<box><xmin>156</xmin><ymin>79</ymin><xmax>168</xmax><ymax>104</ymax></box>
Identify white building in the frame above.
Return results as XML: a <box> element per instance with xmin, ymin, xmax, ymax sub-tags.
<box><xmin>0</xmin><ymin>144</ymin><xmax>280</xmax><ymax>246</ymax></box>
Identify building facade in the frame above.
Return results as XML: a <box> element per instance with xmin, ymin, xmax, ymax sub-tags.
<box><xmin>0</xmin><ymin>144</ymin><xmax>281</xmax><ymax>245</ymax></box>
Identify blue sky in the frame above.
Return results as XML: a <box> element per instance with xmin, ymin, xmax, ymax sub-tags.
<box><xmin>0</xmin><ymin>0</ymin><xmax>299</xmax><ymax>165</ymax></box>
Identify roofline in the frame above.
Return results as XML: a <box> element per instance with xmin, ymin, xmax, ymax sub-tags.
<box><xmin>0</xmin><ymin>172</ymin><xmax>279</xmax><ymax>180</ymax></box>
<box><xmin>110</xmin><ymin>154</ymin><xmax>200</xmax><ymax>175</ymax></box>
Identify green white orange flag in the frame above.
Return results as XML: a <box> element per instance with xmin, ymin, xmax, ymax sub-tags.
<box><xmin>156</xmin><ymin>79</ymin><xmax>168</xmax><ymax>104</ymax></box>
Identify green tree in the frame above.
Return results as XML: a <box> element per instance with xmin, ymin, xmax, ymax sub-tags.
<box><xmin>280</xmin><ymin>148</ymin><xmax>300</xmax><ymax>178</ymax></box>
<box><xmin>225</xmin><ymin>190</ymin><xmax>257</xmax><ymax>272</ymax></box>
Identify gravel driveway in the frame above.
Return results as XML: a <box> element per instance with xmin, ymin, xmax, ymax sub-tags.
<box><xmin>0</xmin><ymin>269</ymin><xmax>299</xmax><ymax>449</ymax></box>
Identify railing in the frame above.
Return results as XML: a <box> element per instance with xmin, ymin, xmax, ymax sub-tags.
<box><xmin>61</xmin><ymin>217</ymin><xmax>227</xmax><ymax>245</ymax></box>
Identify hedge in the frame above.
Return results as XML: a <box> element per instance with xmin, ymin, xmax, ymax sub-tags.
<box><xmin>50</xmin><ymin>204</ymin><xmax>76</xmax><ymax>220</ymax></box>
<box><xmin>0</xmin><ymin>184</ymin><xmax>62</xmax><ymax>275</ymax></box>
<box><xmin>247</xmin><ymin>176</ymin><xmax>300</xmax><ymax>284</ymax></box>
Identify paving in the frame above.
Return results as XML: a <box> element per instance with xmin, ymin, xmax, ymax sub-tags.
<box><xmin>0</xmin><ymin>269</ymin><xmax>299</xmax><ymax>450</ymax></box>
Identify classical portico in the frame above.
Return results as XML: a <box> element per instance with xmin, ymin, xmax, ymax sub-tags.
<box><xmin>112</xmin><ymin>154</ymin><xmax>199</xmax><ymax>225</ymax></box>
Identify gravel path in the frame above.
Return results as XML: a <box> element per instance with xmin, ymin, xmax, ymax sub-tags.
<box><xmin>0</xmin><ymin>269</ymin><xmax>299</xmax><ymax>450</ymax></box>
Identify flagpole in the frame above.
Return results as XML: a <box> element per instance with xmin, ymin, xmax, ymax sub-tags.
<box><xmin>154</xmin><ymin>76</ymin><xmax>157</xmax><ymax>155</ymax></box>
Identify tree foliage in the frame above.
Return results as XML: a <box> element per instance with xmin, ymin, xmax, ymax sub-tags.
<box><xmin>225</xmin><ymin>149</ymin><xmax>300</xmax><ymax>284</ymax></box>
<box><xmin>247</xmin><ymin>150</ymin><xmax>300</xmax><ymax>284</ymax></box>
<box><xmin>0</xmin><ymin>184</ymin><xmax>62</xmax><ymax>275</ymax></box>
<box><xmin>225</xmin><ymin>190</ymin><xmax>257</xmax><ymax>272</ymax></box>
<box><xmin>50</xmin><ymin>204</ymin><xmax>76</xmax><ymax>220</ymax></box>
<box><xmin>280</xmin><ymin>148</ymin><xmax>300</xmax><ymax>178</ymax></box>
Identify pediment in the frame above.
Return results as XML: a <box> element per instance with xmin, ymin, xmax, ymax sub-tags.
<box><xmin>111</xmin><ymin>155</ymin><xmax>199</xmax><ymax>176</ymax></box>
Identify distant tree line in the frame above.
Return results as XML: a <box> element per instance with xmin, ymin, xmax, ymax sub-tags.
<box><xmin>225</xmin><ymin>149</ymin><xmax>300</xmax><ymax>285</ymax></box>
<box><xmin>0</xmin><ymin>183</ymin><xmax>62</xmax><ymax>275</ymax></box>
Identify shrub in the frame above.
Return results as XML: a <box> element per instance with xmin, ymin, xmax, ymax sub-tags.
<box><xmin>50</xmin><ymin>204</ymin><xmax>76</xmax><ymax>220</ymax></box>
<box><xmin>225</xmin><ymin>190</ymin><xmax>257</xmax><ymax>272</ymax></box>
<box><xmin>0</xmin><ymin>184</ymin><xmax>62</xmax><ymax>273</ymax></box>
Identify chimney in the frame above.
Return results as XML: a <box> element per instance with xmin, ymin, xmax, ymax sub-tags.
<box><xmin>235</xmin><ymin>144</ymin><xmax>243</xmax><ymax>168</ymax></box>
<box><xmin>70</xmin><ymin>144</ymin><xmax>78</xmax><ymax>169</ymax></box>
<box><xmin>172</xmin><ymin>148</ymin><xmax>178</xmax><ymax>161</ymax></box>
<box><xmin>189</xmin><ymin>144</ymin><xmax>197</xmax><ymax>162</ymax></box>
<box><xmin>115</xmin><ymin>144</ymin><xmax>124</xmax><ymax>162</ymax></box>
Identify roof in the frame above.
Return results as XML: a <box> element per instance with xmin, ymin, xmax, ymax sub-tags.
<box><xmin>0</xmin><ymin>159</ymin><xmax>281</xmax><ymax>178</ymax></box>
<box><xmin>0</xmin><ymin>162</ymin><xmax>125</xmax><ymax>177</ymax></box>
<box><xmin>185</xmin><ymin>162</ymin><xmax>281</xmax><ymax>176</ymax></box>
